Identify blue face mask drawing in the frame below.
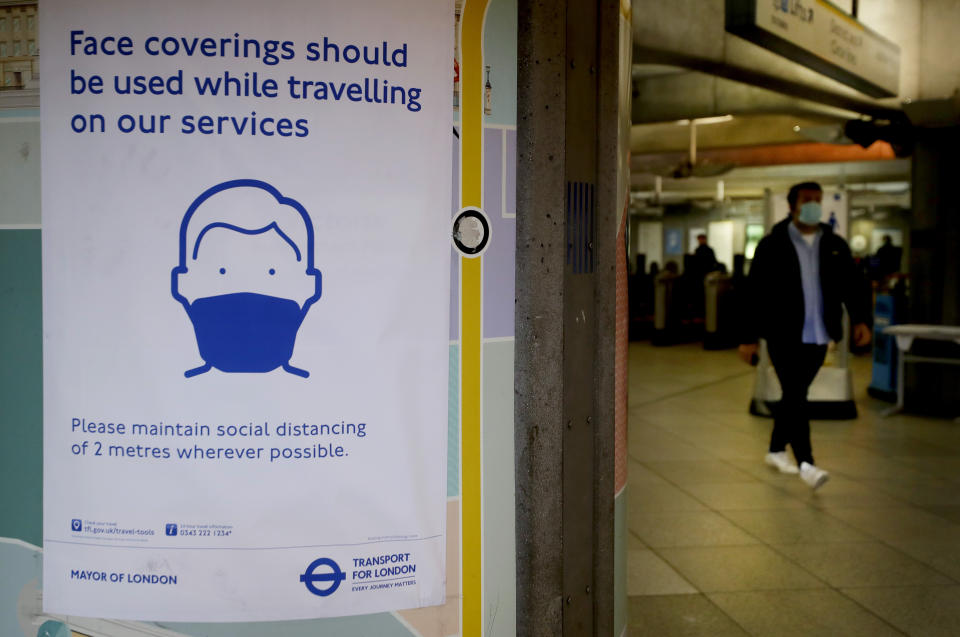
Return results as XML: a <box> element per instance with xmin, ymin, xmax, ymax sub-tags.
<box><xmin>185</xmin><ymin>293</ymin><xmax>306</xmax><ymax>375</ymax></box>
<box><xmin>798</xmin><ymin>201</ymin><xmax>822</xmax><ymax>225</ymax></box>
<box><xmin>171</xmin><ymin>180</ymin><xmax>322</xmax><ymax>379</ymax></box>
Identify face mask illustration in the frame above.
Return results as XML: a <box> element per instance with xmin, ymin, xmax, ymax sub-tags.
<box><xmin>798</xmin><ymin>201</ymin><xmax>823</xmax><ymax>226</ymax></box>
<box><xmin>185</xmin><ymin>293</ymin><xmax>306</xmax><ymax>374</ymax></box>
<box><xmin>172</xmin><ymin>180</ymin><xmax>322</xmax><ymax>378</ymax></box>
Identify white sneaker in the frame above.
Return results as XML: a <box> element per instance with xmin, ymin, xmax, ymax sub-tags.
<box><xmin>765</xmin><ymin>451</ymin><xmax>799</xmax><ymax>474</ymax></box>
<box><xmin>799</xmin><ymin>462</ymin><xmax>830</xmax><ymax>490</ymax></box>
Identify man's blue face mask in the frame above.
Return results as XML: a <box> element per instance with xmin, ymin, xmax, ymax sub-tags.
<box><xmin>798</xmin><ymin>201</ymin><xmax>822</xmax><ymax>225</ymax></box>
<box><xmin>186</xmin><ymin>293</ymin><xmax>305</xmax><ymax>374</ymax></box>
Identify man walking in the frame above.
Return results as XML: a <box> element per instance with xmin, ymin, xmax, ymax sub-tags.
<box><xmin>739</xmin><ymin>182</ymin><xmax>871</xmax><ymax>489</ymax></box>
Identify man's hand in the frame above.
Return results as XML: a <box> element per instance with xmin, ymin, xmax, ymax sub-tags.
<box><xmin>738</xmin><ymin>343</ymin><xmax>758</xmax><ymax>365</ymax></box>
<box><xmin>853</xmin><ymin>323</ymin><xmax>872</xmax><ymax>347</ymax></box>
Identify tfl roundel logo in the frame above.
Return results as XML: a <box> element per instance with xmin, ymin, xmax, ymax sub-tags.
<box><xmin>299</xmin><ymin>558</ymin><xmax>346</xmax><ymax>597</ymax></box>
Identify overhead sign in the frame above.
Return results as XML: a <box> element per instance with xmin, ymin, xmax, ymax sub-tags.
<box><xmin>726</xmin><ymin>0</ymin><xmax>900</xmax><ymax>98</ymax></box>
<box><xmin>41</xmin><ymin>0</ymin><xmax>451</xmax><ymax>622</ymax></box>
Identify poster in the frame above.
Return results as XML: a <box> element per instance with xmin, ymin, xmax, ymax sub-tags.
<box><xmin>664</xmin><ymin>228</ymin><xmax>683</xmax><ymax>255</ymax></box>
<box><xmin>822</xmin><ymin>190</ymin><xmax>849</xmax><ymax>239</ymax></box>
<box><xmin>40</xmin><ymin>0</ymin><xmax>452</xmax><ymax>621</ymax></box>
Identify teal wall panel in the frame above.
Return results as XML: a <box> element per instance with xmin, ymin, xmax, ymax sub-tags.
<box><xmin>482</xmin><ymin>0</ymin><xmax>518</xmax><ymax>127</ymax></box>
<box><xmin>0</xmin><ymin>230</ymin><xmax>42</xmax><ymax>546</ymax></box>
<box><xmin>482</xmin><ymin>339</ymin><xmax>516</xmax><ymax>637</ymax></box>
<box><xmin>0</xmin><ymin>542</ymin><xmax>42</xmax><ymax>637</ymax></box>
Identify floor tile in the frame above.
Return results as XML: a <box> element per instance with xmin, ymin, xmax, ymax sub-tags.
<box><xmin>628</xmin><ymin>595</ymin><xmax>750</xmax><ymax>636</ymax></box>
<box><xmin>627</xmin><ymin>549</ymin><xmax>698</xmax><ymax>596</ymax></box>
<box><xmin>884</xmin><ymin>539</ymin><xmax>960</xmax><ymax>583</ymax></box>
<box><xmin>800</xmin><ymin>438</ymin><xmax>869</xmax><ymax>459</ymax></box>
<box><xmin>682</xmin><ymin>482</ymin><xmax>810</xmax><ymax>511</ymax></box>
<box><xmin>630</xmin><ymin>511</ymin><xmax>760</xmax><ymax>548</ymax></box>
<box><xmin>629</xmin><ymin>427</ymin><xmax>716</xmax><ymax>462</ymax></box>
<box><xmin>851</xmin><ymin>436</ymin><xmax>958</xmax><ymax>458</ymax></box>
<box><xmin>628</xmin><ymin>483</ymin><xmax>709</xmax><ymax>517</ymax></box>
<box><xmin>653</xmin><ymin>422</ymin><xmax>754</xmax><ymax>442</ymax></box>
<box><xmin>899</xmin><ymin>427</ymin><xmax>960</xmax><ymax>454</ymax></box>
<box><xmin>793</xmin><ymin>478</ymin><xmax>909</xmax><ymax>510</ymax></box>
<box><xmin>629</xmin><ymin>400</ymin><xmax>695</xmax><ymax>418</ymax></box>
<box><xmin>657</xmin><ymin>545</ymin><xmax>825</xmax><ymax>592</ymax></box>
<box><xmin>843</xmin><ymin>586</ymin><xmax>960</xmax><ymax>637</ymax></box>
<box><xmin>892</xmin><ymin>457</ymin><xmax>960</xmax><ymax>483</ymax></box>
<box><xmin>925</xmin><ymin>506</ymin><xmax>960</xmax><ymax>525</ymax></box>
<box><xmin>721</xmin><ymin>509</ymin><xmax>872</xmax><ymax>544</ymax></box>
<box><xmin>685</xmin><ymin>433</ymin><xmax>766</xmax><ymax>461</ymax></box>
<box><xmin>629</xmin><ymin>386</ymin><xmax>665</xmax><ymax>407</ymax></box>
<box><xmin>773</xmin><ymin>542</ymin><xmax>954</xmax><ymax>587</ymax></box>
<box><xmin>827</xmin><ymin>507</ymin><xmax>960</xmax><ymax>543</ymax></box>
<box><xmin>643</xmin><ymin>460</ymin><xmax>758</xmax><ymax>486</ymax></box>
<box><xmin>627</xmin><ymin>342</ymin><xmax>960</xmax><ymax>634</ymax></box>
<box><xmin>751</xmin><ymin>470</ymin><xmax>882</xmax><ymax>511</ymax></box>
<box><xmin>826</xmin><ymin>455</ymin><xmax>936</xmax><ymax>482</ymax></box>
<box><xmin>628</xmin><ymin>459</ymin><xmax>672</xmax><ymax>487</ymax></box>
<box><xmin>860</xmin><ymin>478</ymin><xmax>960</xmax><ymax>508</ymax></box>
<box><xmin>702</xmin><ymin>416</ymin><xmax>773</xmax><ymax>440</ymax></box>
<box><xmin>708</xmin><ymin>589</ymin><xmax>903</xmax><ymax>637</ymax></box>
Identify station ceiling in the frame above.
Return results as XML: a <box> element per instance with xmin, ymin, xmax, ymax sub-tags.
<box><xmin>628</xmin><ymin>64</ymin><xmax>911</xmax><ymax>204</ymax></box>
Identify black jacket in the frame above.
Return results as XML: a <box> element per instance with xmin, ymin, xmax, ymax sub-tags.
<box><xmin>740</xmin><ymin>218</ymin><xmax>868</xmax><ymax>345</ymax></box>
<box><xmin>693</xmin><ymin>244</ymin><xmax>718</xmax><ymax>274</ymax></box>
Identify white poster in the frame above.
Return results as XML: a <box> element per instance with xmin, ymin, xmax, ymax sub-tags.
<box><xmin>688</xmin><ymin>227</ymin><xmax>706</xmax><ymax>253</ymax></box>
<box><xmin>707</xmin><ymin>220</ymin><xmax>734</xmax><ymax>273</ymax></box>
<box><xmin>41</xmin><ymin>0</ymin><xmax>452</xmax><ymax>622</ymax></box>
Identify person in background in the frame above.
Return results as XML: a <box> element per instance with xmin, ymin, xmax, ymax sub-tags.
<box><xmin>738</xmin><ymin>181</ymin><xmax>871</xmax><ymax>490</ymax></box>
<box><xmin>875</xmin><ymin>234</ymin><xmax>903</xmax><ymax>278</ymax></box>
<box><xmin>692</xmin><ymin>233</ymin><xmax>718</xmax><ymax>275</ymax></box>
<box><xmin>691</xmin><ymin>233</ymin><xmax>718</xmax><ymax>316</ymax></box>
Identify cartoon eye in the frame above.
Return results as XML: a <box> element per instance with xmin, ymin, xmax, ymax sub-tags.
<box><xmin>219</xmin><ymin>268</ymin><xmax>226</xmax><ymax>275</ymax></box>
<box><xmin>269</xmin><ymin>268</ymin><xmax>276</xmax><ymax>275</ymax></box>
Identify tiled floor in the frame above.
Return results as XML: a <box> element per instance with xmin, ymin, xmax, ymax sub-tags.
<box><xmin>627</xmin><ymin>342</ymin><xmax>960</xmax><ymax>637</ymax></box>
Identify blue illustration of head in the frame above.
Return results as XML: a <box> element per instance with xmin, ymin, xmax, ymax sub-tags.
<box><xmin>172</xmin><ymin>180</ymin><xmax>322</xmax><ymax>378</ymax></box>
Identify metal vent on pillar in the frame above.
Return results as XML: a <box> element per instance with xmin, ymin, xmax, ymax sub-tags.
<box><xmin>566</xmin><ymin>181</ymin><xmax>596</xmax><ymax>274</ymax></box>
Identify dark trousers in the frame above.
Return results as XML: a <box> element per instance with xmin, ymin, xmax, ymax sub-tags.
<box><xmin>766</xmin><ymin>342</ymin><xmax>828</xmax><ymax>466</ymax></box>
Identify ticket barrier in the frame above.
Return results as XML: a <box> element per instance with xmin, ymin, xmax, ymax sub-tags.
<box><xmin>628</xmin><ymin>255</ymin><xmax>655</xmax><ymax>341</ymax></box>
<box><xmin>704</xmin><ymin>271</ymin><xmax>736</xmax><ymax>350</ymax></box>
<box><xmin>651</xmin><ymin>270</ymin><xmax>679</xmax><ymax>346</ymax></box>
<box><xmin>868</xmin><ymin>293</ymin><xmax>900</xmax><ymax>402</ymax></box>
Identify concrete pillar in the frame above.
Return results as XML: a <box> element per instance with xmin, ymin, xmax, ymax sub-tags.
<box><xmin>515</xmin><ymin>0</ymin><xmax>621</xmax><ymax>634</ymax></box>
<box><xmin>906</xmin><ymin>125</ymin><xmax>960</xmax><ymax>413</ymax></box>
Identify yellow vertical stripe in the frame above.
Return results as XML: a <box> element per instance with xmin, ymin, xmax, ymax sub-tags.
<box><xmin>460</xmin><ymin>0</ymin><xmax>489</xmax><ymax>636</ymax></box>
<box><xmin>460</xmin><ymin>258</ymin><xmax>482</xmax><ymax>637</ymax></box>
